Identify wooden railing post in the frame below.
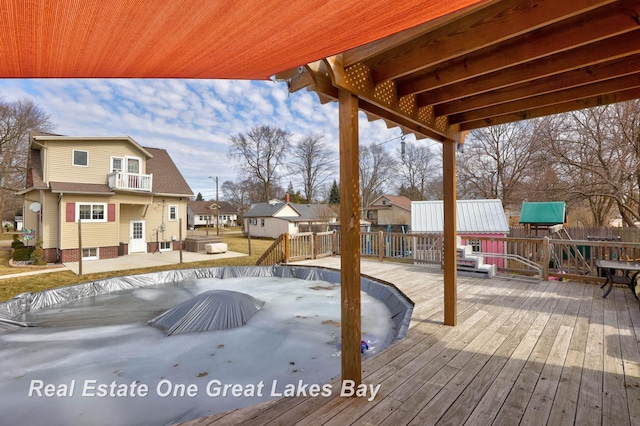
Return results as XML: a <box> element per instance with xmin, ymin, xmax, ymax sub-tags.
<box><xmin>542</xmin><ymin>236</ymin><xmax>550</xmax><ymax>281</ymax></box>
<box><xmin>312</xmin><ymin>233</ymin><xmax>317</xmax><ymax>259</ymax></box>
<box><xmin>284</xmin><ymin>233</ymin><xmax>290</xmax><ymax>263</ymax></box>
<box><xmin>379</xmin><ymin>231</ymin><xmax>384</xmax><ymax>262</ymax></box>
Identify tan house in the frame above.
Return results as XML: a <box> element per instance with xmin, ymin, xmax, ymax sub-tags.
<box><xmin>187</xmin><ymin>200</ymin><xmax>238</xmax><ymax>228</ymax></box>
<box><xmin>363</xmin><ymin>195</ymin><xmax>412</xmax><ymax>226</ymax></box>
<box><xmin>19</xmin><ymin>133</ymin><xmax>193</xmax><ymax>263</ymax></box>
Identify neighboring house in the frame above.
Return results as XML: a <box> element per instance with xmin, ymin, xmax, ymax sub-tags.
<box><xmin>187</xmin><ymin>200</ymin><xmax>238</xmax><ymax>228</ymax></box>
<box><xmin>244</xmin><ymin>196</ymin><xmax>337</xmax><ymax>239</ymax></box>
<box><xmin>363</xmin><ymin>195</ymin><xmax>412</xmax><ymax>226</ymax></box>
<box><xmin>19</xmin><ymin>133</ymin><xmax>193</xmax><ymax>263</ymax></box>
<box><xmin>411</xmin><ymin>199</ymin><xmax>510</xmax><ymax>259</ymax></box>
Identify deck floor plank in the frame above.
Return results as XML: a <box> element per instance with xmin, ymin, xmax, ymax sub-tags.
<box><xmin>175</xmin><ymin>258</ymin><xmax>639</xmax><ymax>426</ymax></box>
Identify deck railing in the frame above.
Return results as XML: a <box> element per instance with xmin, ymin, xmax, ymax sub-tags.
<box><xmin>108</xmin><ymin>172</ymin><xmax>153</xmax><ymax>192</ymax></box>
<box><xmin>257</xmin><ymin>230</ymin><xmax>640</xmax><ymax>283</ymax></box>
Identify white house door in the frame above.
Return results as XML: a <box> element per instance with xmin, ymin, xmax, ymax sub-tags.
<box><xmin>129</xmin><ymin>220</ymin><xmax>146</xmax><ymax>253</ymax></box>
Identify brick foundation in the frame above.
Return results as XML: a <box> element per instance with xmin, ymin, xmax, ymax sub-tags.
<box><xmin>59</xmin><ymin>246</ymin><xmax>119</xmax><ymax>263</ymax></box>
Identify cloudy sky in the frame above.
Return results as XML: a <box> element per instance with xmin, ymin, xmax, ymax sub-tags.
<box><xmin>0</xmin><ymin>78</ymin><xmax>425</xmax><ymax>200</ymax></box>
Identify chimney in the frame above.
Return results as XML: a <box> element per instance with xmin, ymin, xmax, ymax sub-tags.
<box><xmin>285</xmin><ymin>193</ymin><xmax>290</xmax><ymax>203</ymax></box>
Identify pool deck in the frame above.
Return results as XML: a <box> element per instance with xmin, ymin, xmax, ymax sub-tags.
<box><xmin>177</xmin><ymin>257</ymin><xmax>640</xmax><ymax>426</ymax></box>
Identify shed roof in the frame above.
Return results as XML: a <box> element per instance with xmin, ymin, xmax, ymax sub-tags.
<box><xmin>411</xmin><ymin>199</ymin><xmax>510</xmax><ymax>234</ymax></box>
<box><xmin>519</xmin><ymin>201</ymin><xmax>566</xmax><ymax>225</ymax></box>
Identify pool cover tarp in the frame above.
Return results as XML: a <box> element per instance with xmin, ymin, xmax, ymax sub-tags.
<box><xmin>148</xmin><ymin>290</ymin><xmax>265</xmax><ymax>335</ymax></box>
<box><xmin>0</xmin><ymin>265</ymin><xmax>413</xmax><ymax>342</ymax></box>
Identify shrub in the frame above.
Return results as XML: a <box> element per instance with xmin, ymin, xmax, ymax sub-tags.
<box><xmin>11</xmin><ymin>235</ymin><xmax>25</xmax><ymax>249</ymax></box>
<box><xmin>13</xmin><ymin>246</ymin><xmax>34</xmax><ymax>261</ymax></box>
<box><xmin>30</xmin><ymin>241</ymin><xmax>46</xmax><ymax>265</ymax></box>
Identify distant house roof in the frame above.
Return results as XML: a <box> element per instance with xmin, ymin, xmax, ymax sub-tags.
<box><xmin>366</xmin><ymin>195</ymin><xmax>412</xmax><ymax>211</ymax></box>
<box><xmin>245</xmin><ymin>201</ymin><xmax>335</xmax><ymax>222</ymax></box>
<box><xmin>188</xmin><ymin>200</ymin><xmax>237</xmax><ymax>214</ymax></box>
<box><xmin>411</xmin><ymin>199</ymin><xmax>510</xmax><ymax>234</ymax></box>
<box><xmin>519</xmin><ymin>201</ymin><xmax>566</xmax><ymax>225</ymax></box>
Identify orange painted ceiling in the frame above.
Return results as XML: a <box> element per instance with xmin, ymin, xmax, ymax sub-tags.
<box><xmin>0</xmin><ymin>0</ymin><xmax>485</xmax><ymax>80</ymax></box>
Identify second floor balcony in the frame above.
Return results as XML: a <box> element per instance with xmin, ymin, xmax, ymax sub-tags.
<box><xmin>108</xmin><ymin>172</ymin><xmax>153</xmax><ymax>192</ymax></box>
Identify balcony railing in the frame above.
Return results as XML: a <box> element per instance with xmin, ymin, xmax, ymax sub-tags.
<box><xmin>108</xmin><ymin>172</ymin><xmax>152</xmax><ymax>192</ymax></box>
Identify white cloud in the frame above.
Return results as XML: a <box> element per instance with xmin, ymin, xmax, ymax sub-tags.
<box><xmin>0</xmin><ymin>78</ymin><xmax>410</xmax><ymax>198</ymax></box>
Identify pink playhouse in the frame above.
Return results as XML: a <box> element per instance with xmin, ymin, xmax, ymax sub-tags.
<box><xmin>411</xmin><ymin>199</ymin><xmax>510</xmax><ymax>276</ymax></box>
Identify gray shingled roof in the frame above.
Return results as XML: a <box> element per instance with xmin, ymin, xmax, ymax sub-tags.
<box><xmin>245</xmin><ymin>202</ymin><xmax>336</xmax><ymax>221</ymax></box>
<box><xmin>145</xmin><ymin>147</ymin><xmax>193</xmax><ymax>196</ymax></box>
<box><xmin>50</xmin><ymin>182</ymin><xmax>114</xmax><ymax>194</ymax></box>
<box><xmin>188</xmin><ymin>200</ymin><xmax>237</xmax><ymax>214</ymax></box>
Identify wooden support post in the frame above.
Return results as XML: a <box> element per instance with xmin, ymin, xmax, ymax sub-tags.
<box><xmin>339</xmin><ymin>89</ymin><xmax>361</xmax><ymax>386</ymax></box>
<box><xmin>542</xmin><ymin>236</ymin><xmax>550</xmax><ymax>281</ymax></box>
<box><xmin>78</xmin><ymin>218</ymin><xmax>82</xmax><ymax>276</ymax></box>
<box><xmin>179</xmin><ymin>218</ymin><xmax>183</xmax><ymax>264</ymax></box>
<box><xmin>443</xmin><ymin>140</ymin><xmax>457</xmax><ymax>326</ymax></box>
<box><xmin>284</xmin><ymin>233</ymin><xmax>290</xmax><ymax>263</ymax></box>
<box><xmin>379</xmin><ymin>231</ymin><xmax>384</xmax><ymax>262</ymax></box>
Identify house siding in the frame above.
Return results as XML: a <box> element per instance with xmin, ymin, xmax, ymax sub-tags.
<box><xmin>41</xmin><ymin>140</ymin><xmax>147</xmax><ymax>184</ymax></box>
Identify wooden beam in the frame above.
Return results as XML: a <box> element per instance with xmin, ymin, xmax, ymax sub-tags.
<box><xmin>460</xmin><ymin>86</ymin><xmax>640</xmax><ymax>130</ymax></box>
<box><xmin>416</xmin><ymin>30</ymin><xmax>640</xmax><ymax>107</ymax></box>
<box><xmin>442</xmin><ymin>140</ymin><xmax>457</xmax><ymax>326</ymax></box>
<box><xmin>450</xmin><ymin>73</ymin><xmax>640</xmax><ymax>125</ymax></box>
<box><xmin>399</xmin><ymin>1</ymin><xmax>638</xmax><ymax>96</ymax></box>
<box><xmin>367</xmin><ymin>0</ymin><xmax>615</xmax><ymax>81</ymax></box>
<box><xmin>434</xmin><ymin>55</ymin><xmax>640</xmax><ymax>116</ymax></box>
<box><xmin>339</xmin><ymin>89</ymin><xmax>361</xmax><ymax>385</ymax></box>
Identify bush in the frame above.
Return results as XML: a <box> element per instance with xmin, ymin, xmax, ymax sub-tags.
<box><xmin>13</xmin><ymin>246</ymin><xmax>34</xmax><ymax>261</ymax></box>
<box><xmin>11</xmin><ymin>235</ymin><xmax>25</xmax><ymax>249</ymax></box>
<box><xmin>30</xmin><ymin>241</ymin><xmax>46</xmax><ymax>265</ymax></box>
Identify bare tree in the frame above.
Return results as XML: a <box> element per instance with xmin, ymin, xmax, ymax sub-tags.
<box><xmin>288</xmin><ymin>134</ymin><xmax>335</xmax><ymax>203</ymax></box>
<box><xmin>0</xmin><ymin>98</ymin><xmax>54</xmax><ymax>224</ymax></box>
<box><xmin>227</xmin><ymin>125</ymin><xmax>291</xmax><ymax>202</ymax></box>
<box><xmin>549</xmin><ymin>100</ymin><xmax>640</xmax><ymax>226</ymax></box>
<box><xmin>397</xmin><ymin>143</ymin><xmax>436</xmax><ymax>200</ymax></box>
<box><xmin>359</xmin><ymin>143</ymin><xmax>397</xmax><ymax>208</ymax></box>
<box><xmin>456</xmin><ymin>121</ymin><xmax>545</xmax><ymax>209</ymax></box>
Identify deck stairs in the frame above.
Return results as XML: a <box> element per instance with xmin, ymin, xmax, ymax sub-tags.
<box><xmin>456</xmin><ymin>237</ymin><xmax>496</xmax><ymax>278</ymax></box>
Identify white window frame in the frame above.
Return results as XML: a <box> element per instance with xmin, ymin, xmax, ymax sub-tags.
<box><xmin>126</xmin><ymin>156</ymin><xmax>142</xmax><ymax>174</ymax></box>
<box><xmin>76</xmin><ymin>203</ymin><xmax>107</xmax><ymax>222</ymax></box>
<box><xmin>73</xmin><ymin>150</ymin><xmax>89</xmax><ymax>167</ymax></box>
<box><xmin>168</xmin><ymin>205</ymin><xmax>178</xmax><ymax>221</ymax></box>
<box><xmin>82</xmin><ymin>247</ymin><xmax>99</xmax><ymax>260</ymax></box>
<box><xmin>159</xmin><ymin>241</ymin><xmax>172</xmax><ymax>252</ymax></box>
<box><xmin>110</xmin><ymin>156</ymin><xmax>123</xmax><ymax>173</ymax></box>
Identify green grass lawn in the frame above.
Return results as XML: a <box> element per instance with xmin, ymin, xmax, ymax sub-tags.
<box><xmin>0</xmin><ymin>232</ymin><xmax>274</xmax><ymax>303</ymax></box>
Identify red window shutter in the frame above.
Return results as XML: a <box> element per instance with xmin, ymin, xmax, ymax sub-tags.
<box><xmin>66</xmin><ymin>203</ymin><xmax>75</xmax><ymax>222</ymax></box>
<box><xmin>108</xmin><ymin>204</ymin><xmax>116</xmax><ymax>222</ymax></box>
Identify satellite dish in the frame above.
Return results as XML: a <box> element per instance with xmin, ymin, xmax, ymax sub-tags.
<box><xmin>29</xmin><ymin>202</ymin><xmax>41</xmax><ymax>213</ymax></box>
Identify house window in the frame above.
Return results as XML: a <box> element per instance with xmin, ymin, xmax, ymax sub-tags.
<box><xmin>168</xmin><ymin>205</ymin><xmax>178</xmax><ymax>221</ymax></box>
<box><xmin>111</xmin><ymin>156</ymin><xmax>123</xmax><ymax>173</ymax></box>
<box><xmin>261</xmin><ymin>218</ymin><xmax>265</xmax><ymax>227</ymax></box>
<box><xmin>248</xmin><ymin>218</ymin><xmax>257</xmax><ymax>225</ymax></box>
<box><xmin>82</xmin><ymin>247</ymin><xmax>98</xmax><ymax>260</ymax></box>
<box><xmin>73</xmin><ymin>150</ymin><xmax>88</xmax><ymax>166</ymax></box>
<box><xmin>159</xmin><ymin>241</ymin><xmax>172</xmax><ymax>251</ymax></box>
<box><xmin>77</xmin><ymin>203</ymin><xmax>106</xmax><ymax>222</ymax></box>
<box><xmin>127</xmin><ymin>157</ymin><xmax>140</xmax><ymax>174</ymax></box>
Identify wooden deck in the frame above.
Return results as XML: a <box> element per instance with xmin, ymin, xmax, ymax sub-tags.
<box><xmin>178</xmin><ymin>258</ymin><xmax>640</xmax><ymax>426</ymax></box>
